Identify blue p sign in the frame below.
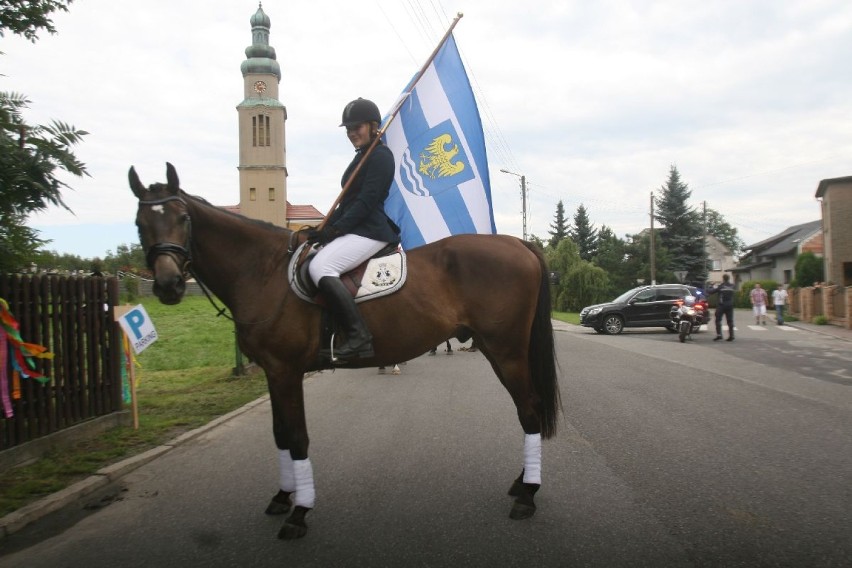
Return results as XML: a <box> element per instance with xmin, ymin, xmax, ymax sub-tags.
<box><xmin>118</xmin><ymin>305</ymin><xmax>158</xmax><ymax>354</ymax></box>
<box><xmin>125</xmin><ymin>308</ymin><xmax>146</xmax><ymax>340</ymax></box>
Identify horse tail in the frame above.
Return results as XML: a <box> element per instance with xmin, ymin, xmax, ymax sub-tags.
<box><xmin>524</xmin><ymin>241</ymin><xmax>562</xmax><ymax>439</ymax></box>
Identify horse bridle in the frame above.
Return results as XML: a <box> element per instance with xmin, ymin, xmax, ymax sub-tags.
<box><xmin>138</xmin><ymin>195</ymin><xmax>192</xmax><ymax>277</ymax></box>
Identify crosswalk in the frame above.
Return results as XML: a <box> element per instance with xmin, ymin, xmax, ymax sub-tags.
<box><xmin>745</xmin><ymin>324</ymin><xmax>799</xmax><ymax>332</ymax></box>
<box><xmin>694</xmin><ymin>325</ymin><xmax>800</xmax><ymax>332</ymax></box>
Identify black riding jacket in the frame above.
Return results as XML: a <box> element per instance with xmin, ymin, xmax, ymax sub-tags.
<box><xmin>327</xmin><ymin>142</ymin><xmax>400</xmax><ymax>244</ymax></box>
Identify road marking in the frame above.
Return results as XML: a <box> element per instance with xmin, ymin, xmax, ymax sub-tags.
<box><xmin>747</xmin><ymin>325</ymin><xmax>768</xmax><ymax>331</ymax></box>
<box><xmin>776</xmin><ymin>325</ymin><xmax>799</xmax><ymax>331</ymax></box>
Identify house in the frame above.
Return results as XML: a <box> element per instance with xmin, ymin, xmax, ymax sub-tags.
<box><xmin>815</xmin><ymin>176</ymin><xmax>852</xmax><ymax>286</ymax></box>
<box><xmin>732</xmin><ymin>220</ymin><xmax>822</xmax><ymax>285</ymax></box>
<box><xmin>704</xmin><ymin>234</ymin><xmax>736</xmax><ymax>284</ymax></box>
<box><xmin>221</xmin><ymin>202</ymin><xmax>324</xmax><ymax>230</ymax></box>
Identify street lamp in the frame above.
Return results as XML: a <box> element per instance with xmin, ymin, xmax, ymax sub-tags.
<box><xmin>499</xmin><ymin>169</ymin><xmax>528</xmax><ymax>241</ymax></box>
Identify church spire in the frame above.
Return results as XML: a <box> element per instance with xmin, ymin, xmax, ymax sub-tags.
<box><xmin>240</xmin><ymin>3</ymin><xmax>281</xmax><ymax>81</ymax></box>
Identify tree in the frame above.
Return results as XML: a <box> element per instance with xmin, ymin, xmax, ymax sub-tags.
<box><xmin>562</xmin><ymin>262</ymin><xmax>610</xmax><ymax>312</ymax></box>
<box><xmin>0</xmin><ymin>1</ymin><xmax>74</xmax><ymax>42</ymax></box>
<box><xmin>592</xmin><ymin>225</ymin><xmax>632</xmax><ymax>297</ymax></box>
<box><xmin>704</xmin><ymin>207</ymin><xmax>745</xmax><ymax>257</ymax></box>
<box><xmin>544</xmin><ymin>237</ymin><xmax>581</xmax><ymax>311</ymax></box>
<box><xmin>569</xmin><ymin>203</ymin><xmax>597</xmax><ymax>262</ymax></box>
<box><xmin>547</xmin><ymin>200</ymin><xmax>569</xmax><ymax>249</ymax></box>
<box><xmin>104</xmin><ymin>243</ymin><xmax>147</xmax><ymax>276</ymax></box>
<box><xmin>1</xmin><ymin>2</ymin><xmax>88</xmax><ymax>272</ymax></box>
<box><xmin>654</xmin><ymin>165</ymin><xmax>704</xmax><ymax>282</ymax></box>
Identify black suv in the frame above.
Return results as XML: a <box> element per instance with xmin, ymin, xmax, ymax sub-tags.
<box><xmin>580</xmin><ymin>284</ymin><xmax>703</xmax><ymax>335</ymax></box>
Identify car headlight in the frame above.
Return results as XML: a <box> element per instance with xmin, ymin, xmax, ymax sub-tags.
<box><xmin>587</xmin><ymin>307</ymin><xmax>602</xmax><ymax>316</ymax></box>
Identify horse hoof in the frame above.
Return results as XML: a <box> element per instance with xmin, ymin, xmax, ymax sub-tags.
<box><xmin>265</xmin><ymin>490</ymin><xmax>292</xmax><ymax>515</ymax></box>
<box><xmin>278</xmin><ymin>521</ymin><xmax>308</xmax><ymax>540</ymax></box>
<box><xmin>509</xmin><ymin>500</ymin><xmax>537</xmax><ymax>520</ymax></box>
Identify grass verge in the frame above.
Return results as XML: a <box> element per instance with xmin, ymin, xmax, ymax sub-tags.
<box><xmin>0</xmin><ymin>296</ymin><xmax>269</xmax><ymax>518</ymax></box>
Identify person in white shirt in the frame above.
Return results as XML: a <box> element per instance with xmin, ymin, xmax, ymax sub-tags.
<box><xmin>771</xmin><ymin>284</ymin><xmax>788</xmax><ymax>325</ymax></box>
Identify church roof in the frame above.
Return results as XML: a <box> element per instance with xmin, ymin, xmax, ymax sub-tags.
<box><xmin>220</xmin><ymin>203</ymin><xmax>324</xmax><ymax>222</ymax></box>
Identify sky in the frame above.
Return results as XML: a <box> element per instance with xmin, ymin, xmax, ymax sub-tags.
<box><xmin>3</xmin><ymin>0</ymin><xmax>851</xmax><ymax>260</ymax></box>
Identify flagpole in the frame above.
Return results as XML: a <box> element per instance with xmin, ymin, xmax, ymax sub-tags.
<box><xmin>317</xmin><ymin>12</ymin><xmax>465</xmax><ymax>228</ymax></box>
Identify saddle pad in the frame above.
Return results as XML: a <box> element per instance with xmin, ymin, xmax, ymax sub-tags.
<box><xmin>288</xmin><ymin>242</ymin><xmax>407</xmax><ymax>304</ymax></box>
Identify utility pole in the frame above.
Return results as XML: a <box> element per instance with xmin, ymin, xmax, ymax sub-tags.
<box><xmin>499</xmin><ymin>169</ymin><xmax>528</xmax><ymax>241</ymax></box>
<box><xmin>702</xmin><ymin>200</ymin><xmax>708</xmax><ymax>286</ymax></box>
<box><xmin>650</xmin><ymin>191</ymin><xmax>656</xmax><ymax>285</ymax></box>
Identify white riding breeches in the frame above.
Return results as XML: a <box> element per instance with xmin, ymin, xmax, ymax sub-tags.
<box><xmin>308</xmin><ymin>233</ymin><xmax>388</xmax><ymax>284</ymax></box>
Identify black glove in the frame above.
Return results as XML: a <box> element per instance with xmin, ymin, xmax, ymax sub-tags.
<box><xmin>304</xmin><ymin>228</ymin><xmax>321</xmax><ymax>244</ymax></box>
<box><xmin>304</xmin><ymin>226</ymin><xmax>341</xmax><ymax>246</ymax></box>
<box><xmin>317</xmin><ymin>225</ymin><xmax>341</xmax><ymax>245</ymax></box>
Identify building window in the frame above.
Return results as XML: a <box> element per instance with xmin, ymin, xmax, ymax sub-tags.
<box><xmin>264</xmin><ymin>115</ymin><xmax>270</xmax><ymax>146</ymax></box>
<box><xmin>252</xmin><ymin>116</ymin><xmax>257</xmax><ymax>147</ymax></box>
<box><xmin>711</xmin><ymin>259</ymin><xmax>721</xmax><ymax>271</ymax></box>
<box><xmin>249</xmin><ymin>187</ymin><xmax>256</xmax><ymax>201</ymax></box>
<box><xmin>252</xmin><ymin>114</ymin><xmax>271</xmax><ymax>147</ymax></box>
<box><xmin>268</xmin><ymin>187</ymin><xmax>275</xmax><ymax>201</ymax></box>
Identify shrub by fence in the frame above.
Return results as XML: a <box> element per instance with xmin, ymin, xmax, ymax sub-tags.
<box><xmin>0</xmin><ymin>274</ymin><xmax>123</xmax><ymax>451</ymax></box>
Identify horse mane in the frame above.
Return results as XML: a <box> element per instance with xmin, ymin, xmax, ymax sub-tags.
<box><xmin>179</xmin><ymin>189</ymin><xmax>293</xmax><ymax>237</ymax></box>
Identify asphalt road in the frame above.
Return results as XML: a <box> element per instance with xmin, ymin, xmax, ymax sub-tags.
<box><xmin>1</xmin><ymin>322</ymin><xmax>850</xmax><ymax>567</ymax></box>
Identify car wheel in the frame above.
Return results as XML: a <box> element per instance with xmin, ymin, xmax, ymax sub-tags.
<box><xmin>603</xmin><ymin>314</ymin><xmax>624</xmax><ymax>335</ymax></box>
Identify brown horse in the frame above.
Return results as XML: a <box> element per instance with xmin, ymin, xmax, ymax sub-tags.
<box><xmin>130</xmin><ymin>163</ymin><xmax>560</xmax><ymax>540</ymax></box>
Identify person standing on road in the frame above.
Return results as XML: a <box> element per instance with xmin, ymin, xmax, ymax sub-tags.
<box><xmin>772</xmin><ymin>284</ymin><xmax>788</xmax><ymax>326</ymax></box>
<box><xmin>707</xmin><ymin>274</ymin><xmax>736</xmax><ymax>341</ymax></box>
<box><xmin>750</xmin><ymin>283</ymin><xmax>769</xmax><ymax>325</ymax></box>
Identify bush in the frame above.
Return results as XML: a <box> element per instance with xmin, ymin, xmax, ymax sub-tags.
<box><xmin>123</xmin><ymin>277</ymin><xmax>139</xmax><ymax>303</ymax></box>
<box><xmin>795</xmin><ymin>252</ymin><xmax>824</xmax><ymax>288</ymax></box>
<box><xmin>812</xmin><ymin>315</ymin><xmax>829</xmax><ymax>325</ymax></box>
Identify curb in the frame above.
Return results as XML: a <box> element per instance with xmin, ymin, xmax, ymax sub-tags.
<box><xmin>0</xmin><ymin>395</ymin><xmax>271</xmax><ymax>540</ymax></box>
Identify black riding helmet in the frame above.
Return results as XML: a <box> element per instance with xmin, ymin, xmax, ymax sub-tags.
<box><xmin>340</xmin><ymin>98</ymin><xmax>382</xmax><ymax>127</ymax></box>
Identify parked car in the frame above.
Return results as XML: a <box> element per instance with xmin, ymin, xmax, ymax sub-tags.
<box><xmin>580</xmin><ymin>284</ymin><xmax>706</xmax><ymax>335</ymax></box>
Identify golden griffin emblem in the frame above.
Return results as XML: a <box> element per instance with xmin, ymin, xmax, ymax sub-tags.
<box><xmin>418</xmin><ymin>133</ymin><xmax>466</xmax><ymax>180</ymax></box>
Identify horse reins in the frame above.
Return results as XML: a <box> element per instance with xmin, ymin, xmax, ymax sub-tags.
<box><xmin>139</xmin><ymin>193</ymin><xmax>288</xmax><ymax>325</ymax></box>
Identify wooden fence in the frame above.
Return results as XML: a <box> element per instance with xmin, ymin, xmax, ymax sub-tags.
<box><xmin>0</xmin><ymin>274</ymin><xmax>123</xmax><ymax>451</ymax></box>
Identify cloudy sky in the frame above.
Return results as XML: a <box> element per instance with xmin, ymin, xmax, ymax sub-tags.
<box><xmin>4</xmin><ymin>0</ymin><xmax>851</xmax><ymax>259</ymax></box>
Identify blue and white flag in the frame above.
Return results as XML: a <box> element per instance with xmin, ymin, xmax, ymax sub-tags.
<box><xmin>382</xmin><ymin>34</ymin><xmax>496</xmax><ymax>250</ymax></box>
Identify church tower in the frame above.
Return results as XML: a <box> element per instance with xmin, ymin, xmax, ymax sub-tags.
<box><xmin>237</xmin><ymin>3</ymin><xmax>287</xmax><ymax>226</ymax></box>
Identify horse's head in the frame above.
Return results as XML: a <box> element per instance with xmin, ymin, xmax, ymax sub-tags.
<box><xmin>129</xmin><ymin>162</ymin><xmax>190</xmax><ymax>305</ymax></box>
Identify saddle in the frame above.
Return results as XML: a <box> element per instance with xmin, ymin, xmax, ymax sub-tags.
<box><xmin>287</xmin><ymin>242</ymin><xmax>407</xmax><ymax>304</ymax></box>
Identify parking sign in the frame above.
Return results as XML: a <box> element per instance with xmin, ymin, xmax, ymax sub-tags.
<box><xmin>117</xmin><ymin>305</ymin><xmax>158</xmax><ymax>354</ymax></box>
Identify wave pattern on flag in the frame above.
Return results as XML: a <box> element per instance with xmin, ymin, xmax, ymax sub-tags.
<box><xmin>383</xmin><ymin>35</ymin><xmax>496</xmax><ymax>250</ymax></box>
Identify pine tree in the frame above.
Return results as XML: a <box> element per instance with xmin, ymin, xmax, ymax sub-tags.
<box><xmin>654</xmin><ymin>165</ymin><xmax>705</xmax><ymax>282</ymax></box>
<box><xmin>548</xmin><ymin>200</ymin><xmax>569</xmax><ymax>248</ymax></box>
<box><xmin>569</xmin><ymin>204</ymin><xmax>597</xmax><ymax>262</ymax></box>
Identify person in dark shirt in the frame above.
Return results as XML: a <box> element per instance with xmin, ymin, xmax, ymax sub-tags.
<box><xmin>307</xmin><ymin>98</ymin><xmax>400</xmax><ymax>361</ymax></box>
<box><xmin>707</xmin><ymin>274</ymin><xmax>736</xmax><ymax>341</ymax></box>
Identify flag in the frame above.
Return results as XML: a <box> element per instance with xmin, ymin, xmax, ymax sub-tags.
<box><xmin>382</xmin><ymin>34</ymin><xmax>496</xmax><ymax>250</ymax></box>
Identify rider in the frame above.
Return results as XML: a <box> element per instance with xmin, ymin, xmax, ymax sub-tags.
<box><xmin>307</xmin><ymin>98</ymin><xmax>400</xmax><ymax>360</ymax></box>
<box><xmin>707</xmin><ymin>273</ymin><xmax>736</xmax><ymax>341</ymax></box>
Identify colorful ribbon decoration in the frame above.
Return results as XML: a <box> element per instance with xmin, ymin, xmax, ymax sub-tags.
<box><xmin>1</xmin><ymin>298</ymin><xmax>54</xmax><ymax>418</ymax></box>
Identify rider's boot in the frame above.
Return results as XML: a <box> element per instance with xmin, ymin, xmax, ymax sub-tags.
<box><xmin>318</xmin><ymin>276</ymin><xmax>374</xmax><ymax>360</ymax></box>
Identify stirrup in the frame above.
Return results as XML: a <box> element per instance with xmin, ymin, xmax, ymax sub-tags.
<box><xmin>321</xmin><ymin>333</ymin><xmax>374</xmax><ymax>361</ymax></box>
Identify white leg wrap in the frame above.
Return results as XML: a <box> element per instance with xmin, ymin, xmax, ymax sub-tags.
<box><xmin>278</xmin><ymin>449</ymin><xmax>295</xmax><ymax>492</ymax></box>
<box><xmin>293</xmin><ymin>458</ymin><xmax>316</xmax><ymax>508</ymax></box>
<box><xmin>523</xmin><ymin>433</ymin><xmax>542</xmax><ymax>485</ymax></box>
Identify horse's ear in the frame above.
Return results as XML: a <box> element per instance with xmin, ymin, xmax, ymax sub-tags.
<box><xmin>129</xmin><ymin>166</ymin><xmax>146</xmax><ymax>199</ymax></box>
<box><xmin>165</xmin><ymin>162</ymin><xmax>180</xmax><ymax>194</ymax></box>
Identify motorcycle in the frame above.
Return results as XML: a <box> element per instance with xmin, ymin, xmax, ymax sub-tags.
<box><xmin>670</xmin><ymin>295</ymin><xmax>705</xmax><ymax>343</ymax></box>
